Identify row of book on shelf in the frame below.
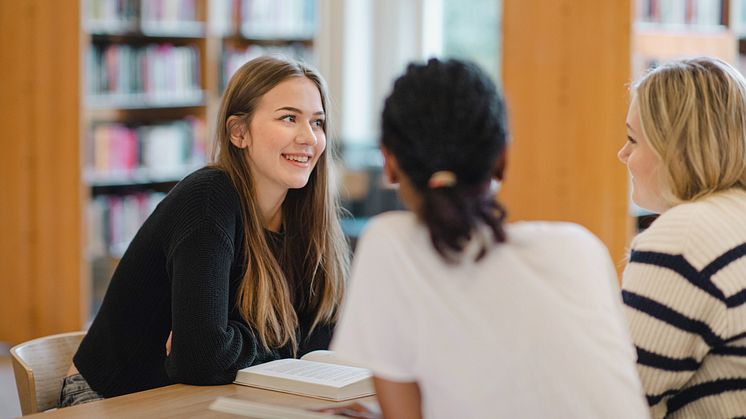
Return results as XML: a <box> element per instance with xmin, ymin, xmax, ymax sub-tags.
<box><xmin>636</xmin><ymin>0</ymin><xmax>724</xmax><ymax>28</ymax></box>
<box><xmin>84</xmin><ymin>0</ymin><xmax>317</xmax><ymax>39</ymax></box>
<box><xmin>86</xmin><ymin>118</ymin><xmax>206</xmax><ymax>183</ymax></box>
<box><xmin>85</xmin><ymin>42</ymin><xmax>314</xmax><ymax>102</ymax></box>
<box><xmin>85</xmin><ymin>0</ymin><xmax>198</xmax><ymax>24</ymax></box>
<box><xmin>85</xmin><ymin>43</ymin><xmax>201</xmax><ymax>100</ymax></box>
<box><xmin>238</xmin><ymin>0</ymin><xmax>317</xmax><ymax>39</ymax></box>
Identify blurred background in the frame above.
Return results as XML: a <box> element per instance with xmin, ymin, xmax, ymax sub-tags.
<box><xmin>0</xmin><ymin>0</ymin><xmax>740</xmax><ymax>415</ymax></box>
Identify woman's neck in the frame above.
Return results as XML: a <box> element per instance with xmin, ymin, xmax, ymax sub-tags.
<box><xmin>255</xmin><ymin>184</ymin><xmax>287</xmax><ymax>232</ymax></box>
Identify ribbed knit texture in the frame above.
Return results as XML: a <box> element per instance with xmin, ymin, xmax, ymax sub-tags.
<box><xmin>73</xmin><ymin>167</ymin><xmax>333</xmax><ymax>398</ymax></box>
<box><xmin>623</xmin><ymin>188</ymin><xmax>746</xmax><ymax>419</ymax></box>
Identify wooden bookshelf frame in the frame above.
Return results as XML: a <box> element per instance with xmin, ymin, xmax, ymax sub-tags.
<box><xmin>0</xmin><ymin>1</ymin><xmax>83</xmax><ymax>343</ymax></box>
<box><xmin>501</xmin><ymin>0</ymin><xmax>633</xmax><ymax>272</ymax></box>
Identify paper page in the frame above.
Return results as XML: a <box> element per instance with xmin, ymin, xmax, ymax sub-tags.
<box><xmin>248</xmin><ymin>359</ymin><xmax>371</xmax><ymax>387</ymax></box>
<box><xmin>299</xmin><ymin>350</ymin><xmax>360</xmax><ymax>367</ymax></box>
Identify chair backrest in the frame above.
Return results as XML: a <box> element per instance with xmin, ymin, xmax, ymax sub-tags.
<box><xmin>10</xmin><ymin>331</ymin><xmax>86</xmax><ymax>415</ymax></box>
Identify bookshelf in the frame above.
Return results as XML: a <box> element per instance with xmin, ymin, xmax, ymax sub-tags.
<box><xmin>633</xmin><ymin>0</ymin><xmax>736</xmax><ymax>81</ymax></box>
<box><xmin>81</xmin><ymin>0</ymin><xmax>319</xmax><ymax>317</ymax></box>
<box><xmin>82</xmin><ymin>0</ymin><xmax>210</xmax><ymax>315</ymax></box>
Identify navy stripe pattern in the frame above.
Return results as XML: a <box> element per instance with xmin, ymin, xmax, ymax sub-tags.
<box><xmin>630</xmin><ymin>246</ymin><xmax>746</xmax><ymax>307</ymax></box>
<box><xmin>666</xmin><ymin>379</ymin><xmax>746</xmax><ymax>415</ymax></box>
<box><xmin>625</xmin><ymin>231</ymin><xmax>746</xmax><ymax>417</ymax></box>
<box><xmin>646</xmin><ymin>389</ymin><xmax>678</xmax><ymax>408</ymax></box>
<box><xmin>629</xmin><ymin>251</ymin><xmax>725</xmax><ymax>301</ymax></box>
<box><xmin>622</xmin><ymin>290</ymin><xmax>725</xmax><ymax>347</ymax></box>
<box><xmin>711</xmin><ymin>346</ymin><xmax>746</xmax><ymax>357</ymax></box>
<box><xmin>635</xmin><ymin>346</ymin><xmax>699</xmax><ymax>372</ymax></box>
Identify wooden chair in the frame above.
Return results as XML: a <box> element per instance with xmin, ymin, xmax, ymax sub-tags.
<box><xmin>10</xmin><ymin>331</ymin><xmax>86</xmax><ymax>415</ymax></box>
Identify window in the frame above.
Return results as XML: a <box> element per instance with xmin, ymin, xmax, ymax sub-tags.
<box><xmin>437</xmin><ymin>0</ymin><xmax>502</xmax><ymax>83</ymax></box>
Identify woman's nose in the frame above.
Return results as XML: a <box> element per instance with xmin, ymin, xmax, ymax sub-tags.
<box><xmin>617</xmin><ymin>143</ymin><xmax>630</xmax><ymax>164</ymax></box>
<box><xmin>296</xmin><ymin>124</ymin><xmax>318</xmax><ymax>145</ymax></box>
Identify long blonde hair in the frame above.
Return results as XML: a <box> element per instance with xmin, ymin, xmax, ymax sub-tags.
<box><xmin>634</xmin><ymin>57</ymin><xmax>746</xmax><ymax>204</ymax></box>
<box><xmin>212</xmin><ymin>56</ymin><xmax>349</xmax><ymax>353</ymax></box>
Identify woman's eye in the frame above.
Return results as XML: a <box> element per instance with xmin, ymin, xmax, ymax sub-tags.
<box><xmin>626</xmin><ymin>135</ymin><xmax>637</xmax><ymax>144</ymax></box>
<box><xmin>313</xmin><ymin>119</ymin><xmax>325</xmax><ymax>128</ymax></box>
<box><xmin>281</xmin><ymin>115</ymin><xmax>296</xmax><ymax>123</ymax></box>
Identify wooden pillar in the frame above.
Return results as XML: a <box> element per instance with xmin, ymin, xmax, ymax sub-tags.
<box><xmin>0</xmin><ymin>1</ymin><xmax>82</xmax><ymax>343</ymax></box>
<box><xmin>501</xmin><ymin>0</ymin><xmax>632</xmax><ymax>271</ymax></box>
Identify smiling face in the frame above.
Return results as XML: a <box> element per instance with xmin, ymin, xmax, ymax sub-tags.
<box><xmin>237</xmin><ymin>76</ymin><xmax>327</xmax><ymax>197</ymax></box>
<box><xmin>618</xmin><ymin>98</ymin><xmax>669</xmax><ymax>213</ymax></box>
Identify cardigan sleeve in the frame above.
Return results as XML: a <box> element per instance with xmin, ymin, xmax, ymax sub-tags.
<box><xmin>164</xmin><ymin>221</ymin><xmax>273</xmax><ymax>384</ymax></box>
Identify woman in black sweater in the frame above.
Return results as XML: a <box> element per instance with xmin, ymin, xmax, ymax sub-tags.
<box><xmin>60</xmin><ymin>56</ymin><xmax>349</xmax><ymax>404</ymax></box>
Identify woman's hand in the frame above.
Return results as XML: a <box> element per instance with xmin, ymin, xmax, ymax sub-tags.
<box><xmin>165</xmin><ymin>331</ymin><xmax>173</xmax><ymax>355</ymax></box>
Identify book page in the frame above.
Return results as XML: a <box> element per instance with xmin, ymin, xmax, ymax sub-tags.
<box><xmin>300</xmin><ymin>350</ymin><xmax>354</xmax><ymax>366</ymax></box>
<box><xmin>247</xmin><ymin>359</ymin><xmax>371</xmax><ymax>387</ymax></box>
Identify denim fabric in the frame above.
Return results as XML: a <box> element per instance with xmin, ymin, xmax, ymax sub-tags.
<box><xmin>58</xmin><ymin>373</ymin><xmax>104</xmax><ymax>408</ymax></box>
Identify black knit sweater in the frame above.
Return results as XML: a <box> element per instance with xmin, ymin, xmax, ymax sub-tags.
<box><xmin>74</xmin><ymin>167</ymin><xmax>334</xmax><ymax>398</ymax></box>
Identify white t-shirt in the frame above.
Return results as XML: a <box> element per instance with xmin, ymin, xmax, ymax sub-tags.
<box><xmin>332</xmin><ymin>212</ymin><xmax>649</xmax><ymax>419</ymax></box>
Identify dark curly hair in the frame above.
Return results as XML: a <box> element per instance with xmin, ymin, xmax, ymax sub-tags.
<box><xmin>382</xmin><ymin>58</ymin><xmax>508</xmax><ymax>263</ymax></box>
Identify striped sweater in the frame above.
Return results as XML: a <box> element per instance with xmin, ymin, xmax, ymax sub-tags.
<box><xmin>622</xmin><ymin>187</ymin><xmax>746</xmax><ymax>419</ymax></box>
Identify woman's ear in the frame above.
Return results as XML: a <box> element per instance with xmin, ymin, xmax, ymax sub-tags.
<box><xmin>381</xmin><ymin>146</ymin><xmax>400</xmax><ymax>184</ymax></box>
<box><xmin>226</xmin><ymin>115</ymin><xmax>250</xmax><ymax>149</ymax></box>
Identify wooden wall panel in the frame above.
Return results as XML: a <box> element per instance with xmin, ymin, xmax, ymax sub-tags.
<box><xmin>0</xmin><ymin>2</ymin><xmax>82</xmax><ymax>344</ymax></box>
<box><xmin>501</xmin><ymin>0</ymin><xmax>632</xmax><ymax>270</ymax></box>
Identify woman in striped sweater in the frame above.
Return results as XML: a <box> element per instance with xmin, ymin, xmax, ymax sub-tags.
<box><xmin>619</xmin><ymin>56</ymin><xmax>746</xmax><ymax>418</ymax></box>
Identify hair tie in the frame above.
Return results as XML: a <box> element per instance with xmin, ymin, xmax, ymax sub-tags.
<box><xmin>428</xmin><ymin>171</ymin><xmax>457</xmax><ymax>189</ymax></box>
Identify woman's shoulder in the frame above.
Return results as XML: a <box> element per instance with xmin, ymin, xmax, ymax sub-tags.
<box><xmin>507</xmin><ymin>220</ymin><xmax>603</xmax><ymax>247</ymax></box>
<box><xmin>173</xmin><ymin>166</ymin><xmax>235</xmax><ymax>193</ymax></box>
<box><xmin>155</xmin><ymin>166</ymin><xmax>242</xmax><ymax>232</ymax></box>
<box><xmin>633</xmin><ymin>188</ymin><xmax>746</xmax><ymax>259</ymax></box>
<box><xmin>167</xmin><ymin>167</ymin><xmax>238</xmax><ymax>204</ymax></box>
<box><xmin>365</xmin><ymin>211</ymin><xmax>417</xmax><ymax>231</ymax></box>
<box><xmin>355</xmin><ymin>212</ymin><xmax>427</xmax><ymax>251</ymax></box>
<box><xmin>503</xmin><ymin>222</ymin><xmax>613</xmax><ymax>268</ymax></box>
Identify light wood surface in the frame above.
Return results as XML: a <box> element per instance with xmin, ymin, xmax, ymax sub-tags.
<box><xmin>0</xmin><ymin>1</ymin><xmax>83</xmax><ymax>344</ymax></box>
<box><xmin>24</xmin><ymin>383</ymin><xmax>375</xmax><ymax>418</ymax></box>
<box><xmin>501</xmin><ymin>0</ymin><xmax>633</xmax><ymax>271</ymax></box>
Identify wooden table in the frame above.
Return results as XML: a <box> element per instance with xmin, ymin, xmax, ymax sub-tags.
<box><xmin>25</xmin><ymin>384</ymin><xmax>375</xmax><ymax>418</ymax></box>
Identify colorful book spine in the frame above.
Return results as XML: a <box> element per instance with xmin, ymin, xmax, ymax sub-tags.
<box><xmin>86</xmin><ymin>43</ymin><xmax>201</xmax><ymax>98</ymax></box>
<box><xmin>87</xmin><ymin>118</ymin><xmax>206</xmax><ymax>182</ymax></box>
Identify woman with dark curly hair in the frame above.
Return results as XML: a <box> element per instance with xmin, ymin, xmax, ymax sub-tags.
<box><xmin>329</xmin><ymin>59</ymin><xmax>649</xmax><ymax>418</ymax></box>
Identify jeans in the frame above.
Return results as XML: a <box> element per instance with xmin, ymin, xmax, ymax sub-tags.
<box><xmin>58</xmin><ymin>373</ymin><xmax>104</xmax><ymax>408</ymax></box>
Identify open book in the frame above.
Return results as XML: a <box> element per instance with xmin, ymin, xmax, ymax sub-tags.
<box><xmin>233</xmin><ymin>350</ymin><xmax>374</xmax><ymax>401</ymax></box>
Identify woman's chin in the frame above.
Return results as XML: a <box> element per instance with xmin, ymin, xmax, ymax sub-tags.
<box><xmin>632</xmin><ymin>195</ymin><xmax>666</xmax><ymax>215</ymax></box>
<box><xmin>287</xmin><ymin>178</ymin><xmax>311</xmax><ymax>190</ymax></box>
